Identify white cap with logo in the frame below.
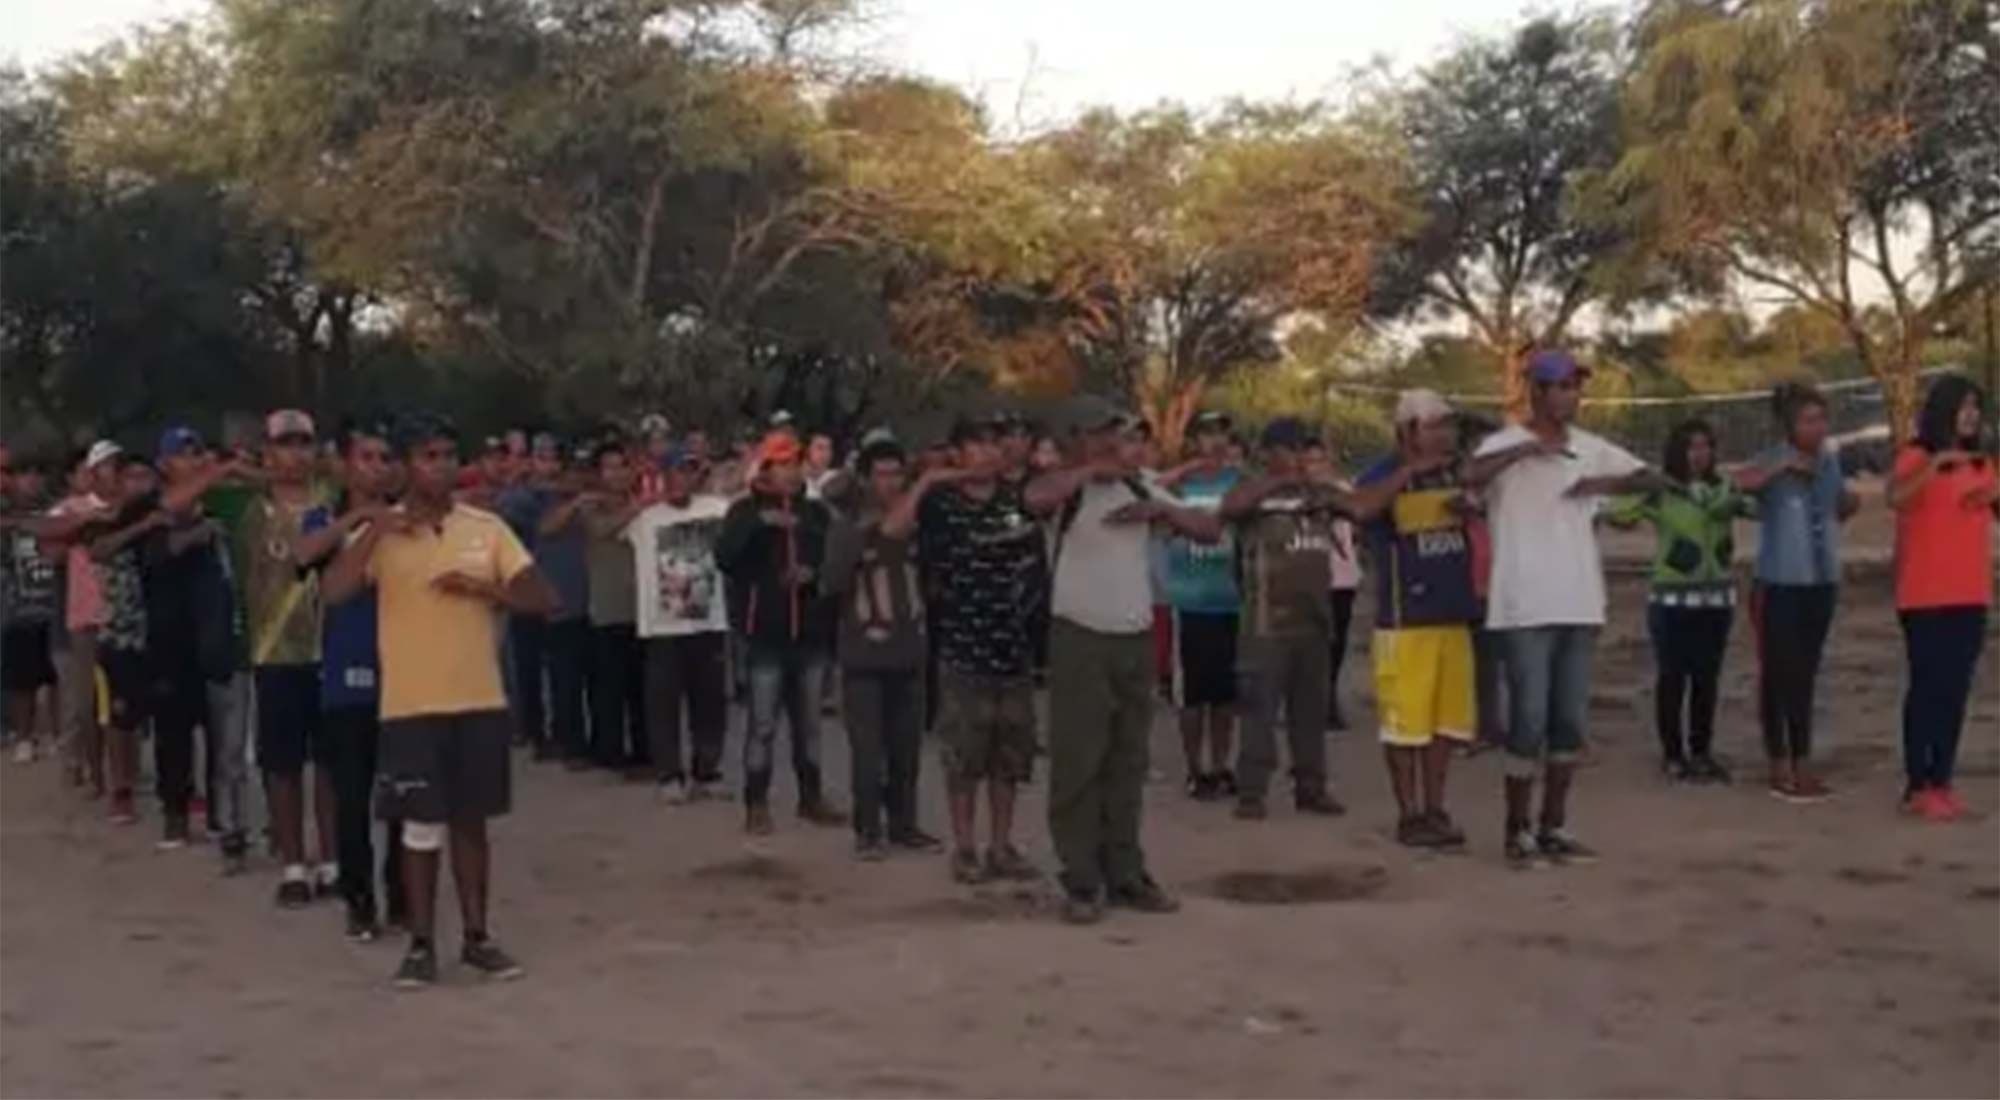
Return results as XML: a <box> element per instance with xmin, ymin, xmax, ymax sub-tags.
<box><xmin>1394</xmin><ymin>388</ymin><xmax>1454</xmax><ymax>425</ymax></box>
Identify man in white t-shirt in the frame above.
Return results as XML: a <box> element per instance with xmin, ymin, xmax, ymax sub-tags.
<box><xmin>1026</xmin><ymin>405</ymin><xmax>1220</xmax><ymax>925</ymax></box>
<box><xmin>1469</xmin><ymin>350</ymin><xmax>1664</xmax><ymax>869</ymax></box>
<box><xmin>626</xmin><ymin>449</ymin><xmax>732</xmax><ymax>803</ymax></box>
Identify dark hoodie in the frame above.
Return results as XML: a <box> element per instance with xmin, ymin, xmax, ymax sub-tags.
<box><xmin>715</xmin><ymin>484</ymin><xmax>835</xmax><ymax>651</ymax></box>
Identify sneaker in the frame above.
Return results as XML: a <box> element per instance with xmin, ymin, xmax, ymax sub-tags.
<box><xmin>1107</xmin><ymin>877</ymin><xmax>1180</xmax><ymax>914</ymax></box>
<box><xmin>12</xmin><ymin>739</ymin><xmax>35</xmax><ymax>764</ymax></box>
<box><xmin>1396</xmin><ymin>814</ymin><xmax>1447</xmax><ymax>848</ymax></box>
<box><xmin>1504</xmin><ymin>829</ymin><xmax>1540</xmax><ymax>870</ymax></box>
<box><xmin>276</xmin><ymin>878</ymin><xmax>313</xmax><ymax>909</ymax></box>
<box><xmin>314</xmin><ymin>868</ymin><xmax>340</xmax><ymax>902</ymax></box>
<box><xmin>1233</xmin><ymin>796</ymin><xmax>1268</xmax><ymax>821</ymax></box>
<box><xmin>798</xmin><ymin>800</ymin><xmax>847</xmax><ymax>828</ymax></box>
<box><xmin>1915</xmin><ymin>789</ymin><xmax>1959</xmax><ymax>823</ymax></box>
<box><xmin>950</xmin><ymin>848</ymin><xmax>986</xmax><ymax>885</ymax></box>
<box><xmin>220</xmin><ymin>847</ymin><xmax>249</xmax><ymax>877</ymax></box>
<box><xmin>1294</xmin><ymin>790</ymin><xmax>1346</xmax><ymax>817</ymax></box>
<box><xmin>1790</xmin><ymin>771</ymin><xmax>1831</xmax><ymax>802</ymax></box>
<box><xmin>656</xmin><ymin>777</ymin><xmax>690</xmax><ymax>805</ymax></box>
<box><xmin>688</xmin><ymin>777</ymin><xmax>722</xmax><ymax>802</ymax></box>
<box><xmin>1184</xmin><ymin>772</ymin><xmax>1212</xmax><ymax>800</ymax></box>
<box><xmin>1061</xmin><ymin>890</ymin><xmax>1104</xmax><ymax>925</ymax></box>
<box><xmin>393</xmin><ymin>943</ymin><xmax>438</xmax><ymax>990</ymax></box>
<box><xmin>1936</xmin><ymin>786</ymin><xmax>1969</xmax><ymax>818</ymax></box>
<box><xmin>854</xmin><ymin>835</ymin><xmax>889</xmax><ymax>862</ymax></box>
<box><xmin>1212</xmin><ymin>769</ymin><xmax>1238</xmax><ymax>797</ymax></box>
<box><xmin>461</xmin><ymin>938</ymin><xmax>525</xmax><ymax>981</ymax></box>
<box><xmin>1535</xmin><ymin>829</ymin><xmax>1599</xmax><ymax>865</ymax></box>
<box><xmin>745</xmin><ymin>805</ymin><xmax>775</xmax><ymax>836</ymax></box>
<box><xmin>108</xmin><ymin>791</ymin><xmax>138</xmax><ymax>825</ymax></box>
<box><xmin>1662</xmin><ymin>756</ymin><xmax>1692</xmax><ymax>782</ymax></box>
<box><xmin>888</xmin><ymin>828</ymin><xmax>945</xmax><ymax>853</ymax></box>
<box><xmin>1425</xmin><ymin>810</ymin><xmax>1467</xmax><ymax>849</ymax></box>
<box><xmin>156</xmin><ymin>815</ymin><xmax>190</xmax><ymax>851</ymax></box>
<box><xmin>1689</xmin><ymin>755</ymin><xmax>1732</xmax><ymax>785</ymax></box>
<box><xmin>345</xmin><ymin>901</ymin><xmax>381</xmax><ymax>943</ymax></box>
<box><xmin>984</xmin><ymin>845</ymin><xmax>1039</xmax><ymax>882</ymax></box>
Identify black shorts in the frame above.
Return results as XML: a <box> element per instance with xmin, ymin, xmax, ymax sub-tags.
<box><xmin>1</xmin><ymin>623</ymin><xmax>56</xmax><ymax>692</ymax></box>
<box><xmin>100</xmin><ymin>646</ymin><xmax>151</xmax><ymax>729</ymax></box>
<box><xmin>1173</xmin><ymin>610</ymin><xmax>1239</xmax><ymax>708</ymax></box>
<box><xmin>256</xmin><ymin>664</ymin><xmax>328</xmax><ymax>774</ymax></box>
<box><xmin>375</xmin><ymin>710</ymin><xmax>513</xmax><ymax>824</ymax></box>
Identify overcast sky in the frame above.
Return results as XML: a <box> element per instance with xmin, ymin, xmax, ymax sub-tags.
<box><xmin>11</xmin><ymin>0</ymin><xmax>1527</xmax><ymax>119</ymax></box>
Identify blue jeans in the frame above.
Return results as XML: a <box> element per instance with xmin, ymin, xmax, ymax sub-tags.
<box><xmin>1499</xmin><ymin>626</ymin><xmax>1597</xmax><ymax>777</ymax></box>
<box><xmin>744</xmin><ymin>646</ymin><xmax>827</xmax><ymax>809</ymax></box>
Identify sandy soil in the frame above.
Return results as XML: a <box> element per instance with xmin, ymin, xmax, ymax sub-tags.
<box><xmin>3</xmin><ymin>567</ymin><xmax>1997</xmax><ymax>1099</ymax></box>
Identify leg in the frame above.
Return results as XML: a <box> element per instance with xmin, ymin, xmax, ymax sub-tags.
<box><xmin>1754</xmin><ymin>586</ymin><xmax>1794</xmax><ymax>772</ymax></box>
<box><xmin>1789</xmin><ymin>587</ymin><xmax>1837</xmax><ymax>763</ymax></box>
<box><xmin>1047</xmin><ymin>624</ymin><xmax>1113</xmax><ymax>897</ymax></box>
<box><xmin>587</xmin><ymin>625</ymin><xmax>628</xmax><ymax>766</ymax></box>
<box><xmin>1932</xmin><ymin>610</ymin><xmax>1987</xmax><ymax>790</ymax></box>
<box><xmin>783</xmin><ymin>652</ymin><xmax>828</xmax><ymax>811</ymax></box>
<box><xmin>1286</xmin><ymin>633</ymin><xmax>1332</xmax><ymax>800</ymax></box>
<box><xmin>1472</xmin><ymin>625</ymin><xmax>1508</xmax><ymax>747</ymax></box>
<box><xmin>882</xmin><ymin>672</ymin><xmax>924</xmax><ymax>837</ymax></box>
<box><xmin>1686</xmin><ymin>610</ymin><xmax>1732</xmax><ymax>762</ymax></box>
<box><xmin>508</xmin><ymin>617</ymin><xmax>547</xmax><ymax>750</ymax></box>
<box><xmin>546</xmin><ymin>621</ymin><xmax>588</xmax><ymax>760</ymax></box>
<box><xmin>683</xmin><ymin>633</ymin><xmax>730</xmax><ymax>783</ymax></box>
<box><xmin>153</xmin><ymin>669</ymin><xmax>200</xmax><ymax>824</ymax></box>
<box><xmin>645</xmin><ymin>638</ymin><xmax>688</xmax><ymax>782</ymax></box>
<box><xmin>987</xmin><ymin>676</ymin><xmax>1038</xmax><ymax>852</ymax></box>
<box><xmin>1649</xmin><ymin>605</ymin><xmax>1689</xmax><ymax>765</ymax></box>
<box><xmin>1233</xmin><ymin>636</ymin><xmax>1282</xmax><ymax>803</ymax></box>
<box><xmin>1327</xmin><ymin>589</ymin><xmax>1355</xmax><ymax>728</ymax></box>
<box><xmin>934</xmin><ymin>669</ymin><xmax>987</xmax><ymax>856</ymax></box>
<box><xmin>329</xmin><ymin>708</ymin><xmax>378</xmax><ymax>911</ymax></box>
<box><xmin>742</xmin><ymin>650</ymin><xmax>782</xmax><ymax>810</ymax></box>
<box><xmin>1178</xmin><ymin>707</ymin><xmax>1205</xmax><ymax>784</ymax></box>
<box><xmin>1101</xmin><ymin>633</ymin><xmax>1156</xmax><ymax>891</ymax></box>
<box><xmin>66</xmin><ymin>632</ymin><xmax>103</xmax><ymax>792</ymax></box>
<box><xmin>844</xmin><ymin>671</ymin><xmax>888</xmax><ymax>841</ymax></box>
<box><xmin>205</xmin><ymin>672</ymin><xmax>250</xmax><ymax>854</ymax></box>
<box><xmin>449</xmin><ymin>817</ymin><xmax>491</xmax><ymax>937</ymax></box>
<box><xmin>622</xmin><ymin>626</ymin><xmax>648</xmax><ymax>767</ymax></box>
<box><xmin>1539</xmin><ymin>626</ymin><xmax>1597</xmax><ymax>834</ymax></box>
<box><xmin>256</xmin><ymin>667</ymin><xmax>310</xmax><ymax>877</ymax></box>
<box><xmin>1500</xmin><ymin>629</ymin><xmax>1556</xmax><ymax>832</ymax></box>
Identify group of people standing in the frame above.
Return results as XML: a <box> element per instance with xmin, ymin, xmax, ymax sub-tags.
<box><xmin>0</xmin><ymin>352</ymin><xmax>1991</xmax><ymax>990</ymax></box>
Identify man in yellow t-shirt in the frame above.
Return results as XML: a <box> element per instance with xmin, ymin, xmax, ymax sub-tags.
<box><xmin>323</xmin><ymin>414</ymin><xmax>557</xmax><ymax>991</ymax></box>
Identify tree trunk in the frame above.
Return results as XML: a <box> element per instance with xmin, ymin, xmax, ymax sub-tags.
<box><xmin>1135</xmin><ymin>375</ymin><xmax>1204</xmax><ymax>459</ymax></box>
<box><xmin>1880</xmin><ymin>342</ymin><xmax>1923</xmax><ymax>448</ymax></box>
<box><xmin>1500</xmin><ymin>343</ymin><xmax>1530</xmax><ymax>423</ymax></box>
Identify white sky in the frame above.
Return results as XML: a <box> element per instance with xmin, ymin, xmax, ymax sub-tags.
<box><xmin>9</xmin><ymin>0</ymin><xmax>1527</xmax><ymax>119</ymax></box>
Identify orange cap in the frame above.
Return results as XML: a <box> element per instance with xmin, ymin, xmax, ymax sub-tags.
<box><xmin>759</xmin><ymin>431</ymin><xmax>801</xmax><ymax>465</ymax></box>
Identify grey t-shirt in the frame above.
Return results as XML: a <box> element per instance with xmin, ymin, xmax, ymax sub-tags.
<box><xmin>583</xmin><ymin>504</ymin><xmax>638</xmax><ymax>626</ymax></box>
<box><xmin>1050</xmin><ymin>476</ymin><xmax>1158</xmax><ymax>635</ymax></box>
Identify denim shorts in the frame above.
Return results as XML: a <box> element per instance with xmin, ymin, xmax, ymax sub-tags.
<box><xmin>1498</xmin><ymin>625</ymin><xmax>1598</xmax><ymax>776</ymax></box>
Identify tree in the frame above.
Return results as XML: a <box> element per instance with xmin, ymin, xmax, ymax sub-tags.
<box><xmin>1370</xmin><ymin>11</ymin><xmax>1632</xmax><ymax>416</ymax></box>
<box><xmin>1610</xmin><ymin>0</ymin><xmax>2000</xmax><ymax>440</ymax></box>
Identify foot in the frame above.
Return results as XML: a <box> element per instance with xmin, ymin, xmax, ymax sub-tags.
<box><xmin>1396</xmin><ymin>814</ymin><xmax>1450</xmax><ymax>849</ymax></box>
<box><xmin>1061</xmin><ymin>890</ymin><xmax>1104</xmax><ymax>925</ymax></box>
<box><xmin>950</xmin><ymin>848</ymin><xmax>986</xmax><ymax>885</ymax></box>
<box><xmin>888</xmin><ymin>827</ymin><xmax>945</xmax><ymax>853</ymax></box>
<box><xmin>345</xmin><ymin>901</ymin><xmax>381</xmax><ymax>943</ymax></box>
<box><xmin>1912</xmin><ymin>788</ymin><xmax>1958</xmax><ymax>823</ymax></box>
<box><xmin>854</xmin><ymin>835</ymin><xmax>890</xmax><ymax>862</ymax></box>
<box><xmin>1689</xmin><ymin>754</ymin><xmax>1731</xmax><ymax>784</ymax></box>
<box><xmin>1294</xmin><ymin>790</ymin><xmax>1346</xmax><ymax>817</ymax></box>
<box><xmin>1790</xmin><ymin>770</ymin><xmax>1831</xmax><ymax>801</ymax></box>
<box><xmin>12</xmin><ymin>739</ymin><xmax>36</xmax><ymax>764</ymax></box>
<box><xmin>798</xmin><ymin>800</ymin><xmax>848</xmax><ymax>828</ymax></box>
<box><xmin>1107</xmin><ymin>877</ymin><xmax>1180</xmax><ymax>914</ymax></box>
<box><xmin>1534</xmin><ymin>828</ymin><xmax>1599</xmax><ymax>865</ymax></box>
<box><xmin>656</xmin><ymin>777</ymin><xmax>690</xmax><ymax>805</ymax></box>
<box><xmin>156</xmin><ymin>815</ymin><xmax>190</xmax><ymax>851</ymax></box>
<box><xmin>687</xmin><ymin>779</ymin><xmax>720</xmax><ymax>802</ymax></box>
<box><xmin>1212</xmin><ymin>769</ymin><xmax>1237</xmax><ymax>797</ymax></box>
<box><xmin>744</xmin><ymin>804</ymin><xmax>775</xmax><ymax>836</ymax></box>
<box><xmin>1936</xmin><ymin>786</ymin><xmax>1968</xmax><ymax>818</ymax></box>
<box><xmin>1184</xmin><ymin>772</ymin><xmax>1213</xmax><ymax>800</ymax></box>
<box><xmin>393</xmin><ymin>942</ymin><xmax>438</xmax><ymax>990</ymax></box>
<box><xmin>1504</xmin><ymin>828</ymin><xmax>1540</xmax><ymax>870</ymax></box>
<box><xmin>276</xmin><ymin>878</ymin><xmax>313</xmax><ymax>909</ymax></box>
<box><xmin>1424</xmin><ymin>809</ymin><xmax>1467</xmax><ymax>848</ymax></box>
<box><xmin>1662</xmin><ymin>756</ymin><xmax>1691</xmax><ymax>782</ymax></box>
<box><xmin>220</xmin><ymin>847</ymin><xmax>249</xmax><ymax>877</ymax></box>
<box><xmin>1327</xmin><ymin>707</ymin><xmax>1350</xmax><ymax>733</ymax></box>
<box><xmin>460</xmin><ymin>938</ymin><xmax>525</xmax><ymax>981</ymax></box>
<box><xmin>1233</xmin><ymin>796</ymin><xmax>1268</xmax><ymax>821</ymax></box>
<box><xmin>108</xmin><ymin>791</ymin><xmax>138</xmax><ymax>825</ymax></box>
<box><xmin>984</xmin><ymin>845</ymin><xmax>1039</xmax><ymax>882</ymax></box>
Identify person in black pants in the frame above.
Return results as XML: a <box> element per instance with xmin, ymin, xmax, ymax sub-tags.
<box><xmin>630</xmin><ymin>452</ymin><xmax>732</xmax><ymax>802</ymax></box>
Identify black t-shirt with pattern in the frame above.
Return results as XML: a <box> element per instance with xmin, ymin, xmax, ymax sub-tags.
<box><xmin>918</xmin><ymin>482</ymin><xmax>1042</xmax><ymax>678</ymax></box>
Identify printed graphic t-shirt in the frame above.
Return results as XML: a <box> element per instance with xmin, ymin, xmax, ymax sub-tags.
<box><xmin>303</xmin><ymin>505</ymin><xmax>379</xmax><ymax>711</ymax></box>
<box><xmin>1356</xmin><ymin>456</ymin><xmax>1479</xmax><ymax>630</ymax></box>
<box><xmin>1235</xmin><ymin>484</ymin><xmax>1343</xmax><ymax>639</ymax></box>
<box><xmin>1162</xmin><ymin>467</ymin><xmax>1241</xmax><ymax>615</ymax></box>
<box><xmin>919</xmin><ymin>482</ymin><xmax>1042</xmax><ymax>677</ymax></box>
<box><xmin>627</xmin><ymin>496</ymin><xmax>730</xmax><ymax>638</ymax></box>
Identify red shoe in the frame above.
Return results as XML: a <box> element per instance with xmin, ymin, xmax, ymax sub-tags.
<box><xmin>108</xmin><ymin>791</ymin><xmax>138</xmax><ymax>825</ymax></box>
<box><xmin>1921</xmin><ymin>788</ymin><xmax>1963</xmax><ymax>822</ymax></box>
<box><xmin>1936</xmin><ymin>787</ymin><xmax>1968</xmax><ymax>818</ymax></box>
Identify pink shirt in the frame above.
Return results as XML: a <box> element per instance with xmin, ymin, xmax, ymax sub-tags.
<box><xmin>52</xmin><ymin>494</ymin><xmax>107</xmax><ymax>632</ymax></box>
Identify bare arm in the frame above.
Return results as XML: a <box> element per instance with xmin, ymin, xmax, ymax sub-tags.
<box><xmin>1219</xmin><ymin>472</ymin><xmax>1300</xmax><ymax>521</ymax></box>
<box><xmin>90</xmin><ymin>512</ymin><xmax>167</xmax><ymax>562</ymax></box>
<box><xmin>537</xmin><ymin>493</ymin><xmax>592</xmax><ymax>537</ymax></box>
<box><xmin>321</xmin><ymin>518</ymin><xmax>395</xmax><ymax>606</ymax></box>
<box><xmin>1465</xmin><ymin>441</ymin><xmax>1552</xmax><ymax>490</ymax></box>
<box><xmin>1024</xmin><ymin>462</ymin><xmax>1107</xmax><ymax>516</ymax></box>
<box><xmin>295</xmin><ymin>507</ymin><xmax>382</xmax><ymax>568</ymax></box>
<box><xmin>433</xmin><ymin>566</ymin><xmax>559</xmax><ymax>617</ymax></box>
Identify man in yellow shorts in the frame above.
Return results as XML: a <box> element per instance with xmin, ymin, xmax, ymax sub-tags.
<box><xmin>1348</xmin><ymin>390</ymin><xmax>1477</xmax><ymax>848</ymax></box>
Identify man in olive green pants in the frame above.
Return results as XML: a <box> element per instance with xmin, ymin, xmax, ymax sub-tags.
<box><xmin>1027</xmin><ymin>405</ymin><xmax>1221</xmax><ymax>924</ymax></box>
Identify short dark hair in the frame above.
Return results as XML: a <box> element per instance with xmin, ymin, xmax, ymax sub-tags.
<box><xmin>1771</xmin><ymin>381</ymin><xmax>1827</xmax><ymax>432</ymax></box>
<box><xmin>338</xmin><ymin>417</ymin><xmax>393</xmax><ymax>456</ymax></box>
<box><xmin>857</xmin><ymin>440</ymin><xmax>907</xmax><ymax>477</ymax></box>
<box><xmin>393</xmin><ymin>413</ymin><xmax>458</xmax><ymax>459</ymax></box>
<box><xmin>593</xmin><ymin>441</ymin><xmax>630</xmax><ymax>468</ymax></box>
<box><xmin>1661</xmin><ymin>418</ymin><xmax>1719</xmax><ymax>484</ymax></box>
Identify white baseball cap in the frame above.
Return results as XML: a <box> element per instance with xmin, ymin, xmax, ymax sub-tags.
<box><xmin>84</xmin><ymin>440</ymin><xmax>123</xmax><ymax>469</ymax></box>
<box><xmin>1394</xmin><ymin>389</ymin><xmax>1454</xmax><ymax>425</ymax></box>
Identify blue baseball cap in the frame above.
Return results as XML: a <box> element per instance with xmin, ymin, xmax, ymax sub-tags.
<box><xmin>1525</xmin><ymin>349</ymin><xmax>1590</xmax><ymax>385</ymax></box>
<box><xmin>157</xmin><ymin>425</ymin><xmax>206</xmax><ymax>459</ymax></box>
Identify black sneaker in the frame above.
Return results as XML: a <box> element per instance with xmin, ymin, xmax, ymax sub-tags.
<box><xmin>1689</xmin><ymin>754</ymin><xmax>1732</xmax><ymax>785</ymax></box>
<box><xmin>1535</xmin><ymin>829</ymin><xmax>1599</xmax><ymax>866</ymax></box>
<box><xmin>276</xmin><ymin>878</ymin><xmax>313</xmax><ymax>909</ymax></box>
<box><xmin>1294</xmin><ymin>790</ymin><xmax>1347</xmax><ymax>817</ymax></box>
<box><xmin>798</xmin><ymin>800</ymin><xmax>847</xmax><ymax>828</ymax></box>
<box><xmin>1424</xmin><ymin>810</ymin><xmax>1467</xmax><ymax>849</ymax></box>
<box><xmin>1396</xmin><ymin>814</ymin><xmax>1447</xmax><ymax>848</ymax></box>
<box><xmin>1184</xmin><ymin>772</ymin><xmax>1212</xmax><ymax>800</ymax></box>
<box><xmin>889</xmin><ymin>828</ymin><xmax>945</xmax><ymax>853</ymax></box>
<box><xmin>1107</xmin><ymin>877</ymin><xmax>1180</xmax><ymax>914</ymax></box>
<box><xmin>1663</xmin><ymin>756</ymin><xmax>1692</xmax><ymax>782</ymax></box>
<box><xmin>220</xmin><ymin>846</ymin><xmax>248</xmax><ymax>877</ymax></box>
<box><xmin>950</xmin><ymin>848</ymin><xmax>986</xmax><ymax>885</ymax></box>
<box><xmin>1061</xmin><ymin>890</ymin><xmax>1104</xmax><ymax>925</ymax></box>
<box><xmin>984</xmin><ymin>845</ymin><xmax>1039</xmax><ymax>882</ymax></box>
<box><xmin>1213</xmin><ymin>769</ymin><xmax>1238</xmax><ymax>797</ymax></box>
<box><xmin>854</xmin><ymin>835</ymin><xmax>889</xmax><ymax>862</ymax></box>
<box><xmin>1504</xmin><ymin>829</ymin><xmax>1540</xmax><ymax>870</ymax></box>
<box><xmin>1233</xmin><ymin>796</ymin><xmax>1268</xmax><ymax>821</ymax></box>
<box><xmin>461</xmin><ymin>938</ymin><xmax>525</xmax><ymax>981</ymax></box>
<box><xmin>345</xmin><ymin>901</ymin><xmax>381</xmax><ymax>943</ymax></box>
<box><xmin>393</xmin><ymin>943</ymin><xmax>438</xmax><ymax>990</ymax></box>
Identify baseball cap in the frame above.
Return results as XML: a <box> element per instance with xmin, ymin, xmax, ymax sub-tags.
<box><xmin>392</xmin><ymin>412</ymin><xmax>458</xmax><ymax>455</ymax></box>
<box><xmin>858</xmin><ymin>426</ymin><xmax>898</xmax><ymax>450</ymax></box>
<box><xmin>157</xmin><ymin>425</ymin><xmax>206</xmax><ymax>459</ymax></box>
<box><xmin>1190</xmin><ymin>410</ymin><xmax>1233</xmax><ymax>435</ymax></box>
<box><xmin>265</xmin><ymin>409</ymin><xmax>316</xmax><ymax>442</ymax></box>
<box><xmin>758</xmin><ymin>431</ymin><xmax>802</xmax><ymax>465</ymax></box>
<box><xmin>84</xmin><ymin>440</ymin><xmax>124</xmax><ymax>470</ymax></box>
<box><xmin>638</xmin><ymin>413</ymin><xmax>671</xmax><ymax>436</ymax></box>
<box><xmin>1260</xmin><ymin>417</ymin><xmax>1314</xmax><ymax>450</ymax></box>
<box><xmin>1393</xmin><ymin>389</ymin><xmax>1454</xmax><ymax>425</ymax></box>
<box><xmin>767</xmin><ymin>409</ymin><xmax>797</xmax><ymax>430</ymax></box>
<box><xmin>1525</xmin><ymin>350</ymin><xmax>1590</xmax><ymax>385</ymax></box>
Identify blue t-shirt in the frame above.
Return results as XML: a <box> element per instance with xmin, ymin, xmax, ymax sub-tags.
<box><xmin>302</xmin><ymin>506</ymin><xmax>379</xmax><ymax>712</ymax></box>
<box><xmin>1357</xmin><ymin>455</ymin><xmax>1479</xmax><ymax>629</ymax></box>
<box><xmin>1751</xmin><ymin>445</ymin><xmax>1844</xmax><ymax>586</ymax></box>
<box><xmin>1162</xmin><ymin>468</ymin><xmax>1242</xmax><ymax>614</ymax></box>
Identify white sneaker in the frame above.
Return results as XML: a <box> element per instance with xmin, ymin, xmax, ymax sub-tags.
<box><xmin>12</xmin><ymin>740</ymin><xmax>36</xmax><ymax>764</ymax></box>
<box><xmin>656</xmin><ymin>778</ymin><xmax>690</xmax><ymax>805</ymax></box>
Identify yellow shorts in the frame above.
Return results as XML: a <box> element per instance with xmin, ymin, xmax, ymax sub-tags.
<box><xmin>1372</xmin><ymin>626</ymin><xmax>1475</xmax><ymax>747</ymax></box>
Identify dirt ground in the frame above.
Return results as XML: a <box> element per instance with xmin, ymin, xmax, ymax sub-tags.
<box><xmin>4</xmin><ymin>557</ymin><xmax>1997</xmax><ymax>1097</ymax></box>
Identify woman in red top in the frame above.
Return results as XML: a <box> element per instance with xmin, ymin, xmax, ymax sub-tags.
<box><xmin>1887</xmin><ymin>375</ymin><xmax>1998</xmax><ymax>821</ymax></box>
